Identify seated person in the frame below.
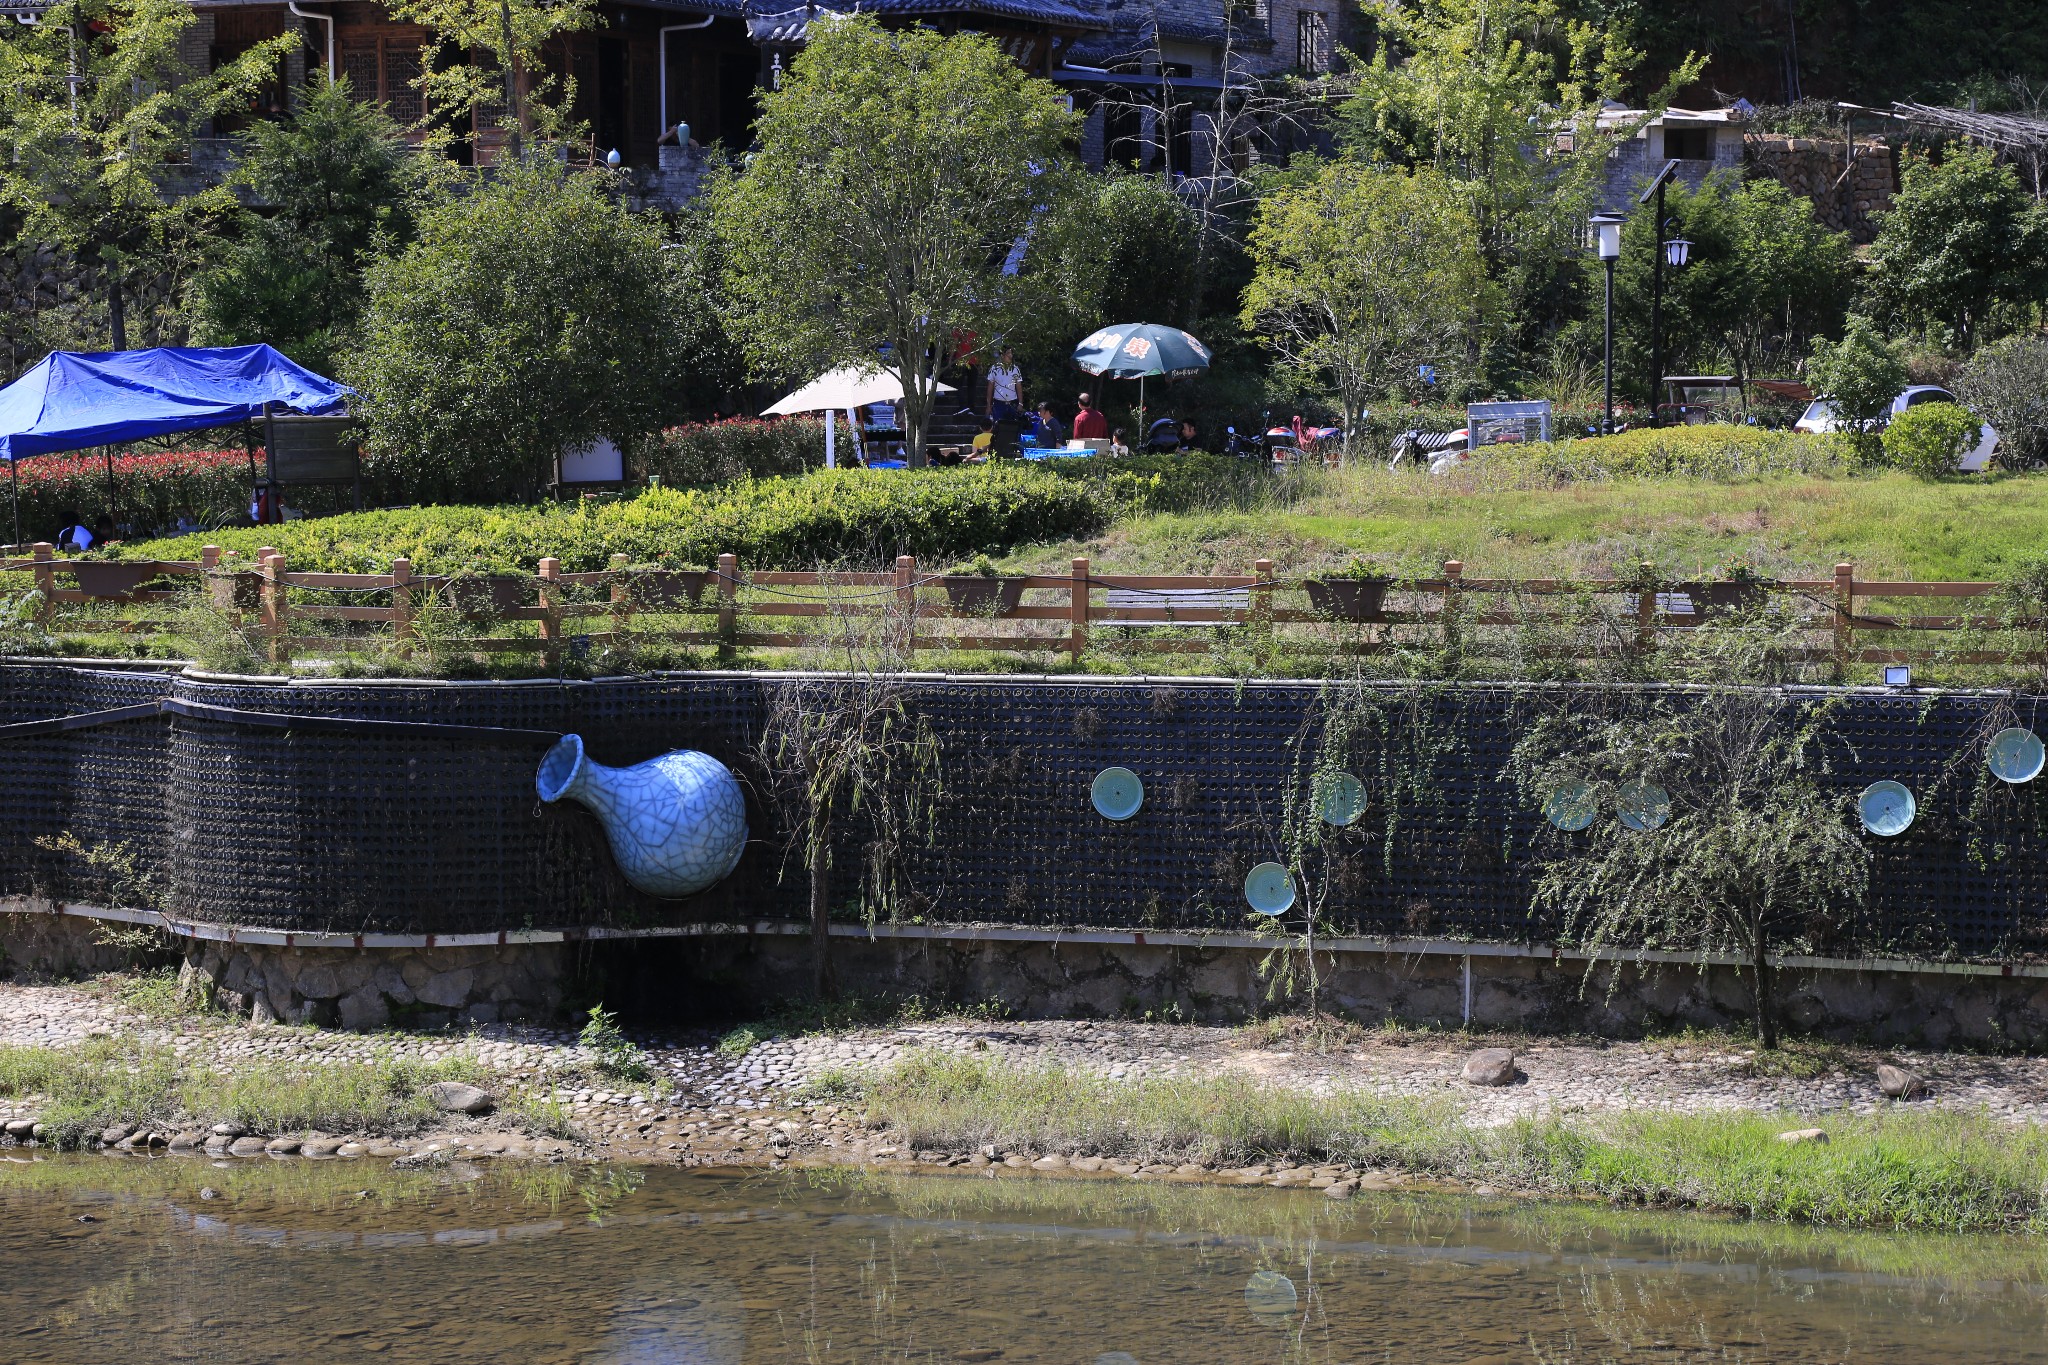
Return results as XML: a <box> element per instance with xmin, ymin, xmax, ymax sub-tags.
<box><xmin>1178</xmin><ymin>419</ymin><xmax>1203</xmax><ymax>453</ymax></box>
<box><xmin>1108</xmin><ymin>427</ymin><xmax>1133</xmax><ymax>458</ymax></box>
<box><xmin>57</xmin><ymin>511</ymin><xmax>92</xmax><ymax>552</ymax></box>
<box><xmin>1029</xmin><ymin>402</ymin><xmax>1066</xmax><ymax>447</ymax></box>
<box><xmin>970</xmin><ymin>418</ymin><xmax>995</xmax><ymax>461</ymax></box>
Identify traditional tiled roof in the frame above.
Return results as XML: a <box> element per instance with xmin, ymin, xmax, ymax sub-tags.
<box><xmin>748</xmin><ymin>0</ymin><xmax>1109</xmax><ymax>42</ymax></box>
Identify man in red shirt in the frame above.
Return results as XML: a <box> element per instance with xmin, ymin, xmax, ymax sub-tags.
<box><xmin>1072</xmin><ymin>392</ymin><xmax>1110</xmax><ymax>441</ymax></box>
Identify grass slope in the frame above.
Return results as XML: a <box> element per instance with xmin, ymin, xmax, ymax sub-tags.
<box><xmin>1012</xmin><ymin>466</ymin><xmax>2048</xmax><ymax>584</ymax></box>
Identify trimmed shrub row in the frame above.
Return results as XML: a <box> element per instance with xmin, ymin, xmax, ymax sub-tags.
<box><xmin>120</xmin><ymin>462</ymin><xmax>1163</xmax><ymax>573</ymax></box>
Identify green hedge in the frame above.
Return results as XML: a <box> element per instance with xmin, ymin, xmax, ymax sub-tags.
<box><xmin>1470</xmin><ymin>424</ymin><xmax>1852</xmax><ymax>481</ymax></box>
<box><xmin>119</xmin><ymin>464</ymin><xmax>1126</xmax><ymax>573</ymax></box>
<box><xmin>636</xmin><ymin>418</ymin><xmax>827</xmax><ymax>488</ymax></box>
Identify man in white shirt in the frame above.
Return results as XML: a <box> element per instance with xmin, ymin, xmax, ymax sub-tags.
<box><xmin>986</xmin><ymin>347</ymin><xmax>1024</xmax><ymax>422</ymax></box>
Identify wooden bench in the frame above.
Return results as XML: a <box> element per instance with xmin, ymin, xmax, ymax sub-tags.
<box><xmin>1102</xmin><ymin>586</ymin><xmax>1250</xmax><ymax>626</ymax></box>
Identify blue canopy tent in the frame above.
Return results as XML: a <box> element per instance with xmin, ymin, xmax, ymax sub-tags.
<box><xmin>0</xmin><ymin>345</ymin><xmax>352</xmax><ymax>545</ymax></box>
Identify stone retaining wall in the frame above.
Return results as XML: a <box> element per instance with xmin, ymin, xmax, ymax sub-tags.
<box><xmin>8</xmin><ymin>906</ymin><xmax>2048</xmax><ymax>1047</ymax></box>
<box><xmin>1744</xmin><ymin>135</ymin><xmax>1895</xmax><ymax>242</ymax></box>
<box><xmin>678</xmin><ymin>931</ymin><xmax>2048</xmax><ymax>1049</ymax></box>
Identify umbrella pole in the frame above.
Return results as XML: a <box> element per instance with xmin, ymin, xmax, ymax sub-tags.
<box><xmin>825</xmin><ymin>409</ymin><xmax>836</xmax><ymax>469</ymax></box>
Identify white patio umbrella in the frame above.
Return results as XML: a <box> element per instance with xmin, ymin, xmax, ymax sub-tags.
<box><xmin>762</xmin><ymin>366</ymin><xmax>955</xmax><ymax>467</ymax></box>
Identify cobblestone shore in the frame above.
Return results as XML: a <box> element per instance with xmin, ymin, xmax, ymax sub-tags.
<box><xmin>3</xmin><ymin>980</ymin><xmax>2046</xmax><ymax>1177</ymax></box>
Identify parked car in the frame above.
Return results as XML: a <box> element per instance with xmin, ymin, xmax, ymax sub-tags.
<box><xmin>1794</xmin><ymin>386</ymin><xmax>2000</xmax><ymax>471</ymax></box>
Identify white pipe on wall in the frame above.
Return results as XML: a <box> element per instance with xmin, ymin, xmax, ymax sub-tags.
<box><xmin>659</xmin><ymin>13</ymin><xmax>716</xmax><ymax>145</ymax></box>
<box><xmin>286</xmin><ymin>1</ymin><xmax>335</xmax><ymax>86</ymax></box>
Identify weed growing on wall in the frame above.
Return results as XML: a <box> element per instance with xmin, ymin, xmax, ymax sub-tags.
<box><xmin>755</xmin><ymin>582</ymin><xmax>944</xmax><ymax>997</ymax></box>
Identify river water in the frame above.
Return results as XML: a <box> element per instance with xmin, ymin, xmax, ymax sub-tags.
<box><xmin>4</xmin><ymin>1156</ymin><xmax>2046</xmax><ymax>1363</ymax></box>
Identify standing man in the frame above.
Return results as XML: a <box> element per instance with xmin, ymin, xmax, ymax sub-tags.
<box><xmin>1072</xmin><ymin>391</ymin><xmax>1109</xmax><ymax>441</ymax></box>
<box><xmin>986</xmin><ymin>347</ymin><xmax>1024</xmax><ymax>423</ymax></box>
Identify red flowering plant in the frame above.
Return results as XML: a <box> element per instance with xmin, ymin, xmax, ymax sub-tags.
<box><xmin>8</xmin><ymin>449</ymin><xmax>254</xmax><ymax>545</ymax></box>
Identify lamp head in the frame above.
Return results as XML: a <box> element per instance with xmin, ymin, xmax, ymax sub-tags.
<box><xmin>605</xmin><ymin>147</ymin><xmax>622</xmax><ymax>168</ymax></box>
<box><xmin>1664</xmin><ymin>236</ymin><xmax>1693</xmax><ymax>268</ymax></box>
<box><xmin>1590</xmin><ymin>213</ymin><xmax>1625</xmax><ymax>261</ymax></box>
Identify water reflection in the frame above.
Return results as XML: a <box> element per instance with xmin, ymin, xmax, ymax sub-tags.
<box><xmin>601</xmin><ymin>1279</ymin><xmax>745</xmax><ymax>1365</ymax></box>
<box><xmin>2</xmin><ymin>1158</ymin><xmax>2046</xmax><ymax>1363</ymax></box>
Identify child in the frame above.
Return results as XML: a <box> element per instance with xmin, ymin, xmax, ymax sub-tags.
<box><xmin>1107</xmin><ymin>427</ymin><xmax>1133</xmax><ymax>458</ymax></box>
<box><xmin>970</xmin><ymin>417</ymin><xmax>995</xmax><ymax>461</ymax></box>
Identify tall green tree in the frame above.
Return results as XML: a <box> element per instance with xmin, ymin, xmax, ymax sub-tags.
<box><xmin>189</xmin><ymin>81</ymin><xmax>421</xmax><ymax>376</ymax></box>
<box><xmin>344</xmin><ymin>155</ymin><xmax>694</xmax><ymax>502</ymax></box>
<box><xmin>1242</xmin><ymin>163</ymin><xmax>1492</xmax><ymax>444</ymax></box>
<box><xmin>1806</xmin><ymin>316</ymin><xmax>1908</xmax><ymax>463</ymax></box>
<box><xmin>387</xmin><ymin>0</ymin><xmax>598</xmax><ymax>156</ymax></box>
<box><xmin>1339</xmin><ymin>0</ymin><xmax>1704</xmax><ymax>367</ymax></box>
<box><xmin>1867</xmin><ymin>144</ymin><xmax>2048</xmax><ymax>354</ymax></box>
<box><xmin>711</xmin><ymin>14</ymin><xmax>1079</xmax><ymax>466</ymax></box>
<box><xmin>0</xmin><ymin>0</ymin><xmax>294</xmax><ymax>350</ymax></box>
<box><xmin>1612</xmin><ymin>176</ymin><xmax>1853</xmax><ymax>399</ymax></box>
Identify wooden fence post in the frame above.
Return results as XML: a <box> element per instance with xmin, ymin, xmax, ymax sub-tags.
<box><xmin>1834</xmin><ymin>562</ymin><xmax>1855</xmax><ymax>678</ymax></box>
<box><xmin>1442</xmin><ymin>560</ymin><xmax>1464</xmax><ymax>653</ymax></box>
<box><xmin>1635</xmin><ymin>561</ymin><xmax>1657</xmax><ymax>658</ymax></box>
<box><xmin>260</xmin><ymin>552</ymin><xmax>288</xmax><ymax>666</ymax></box>
<box><xmin>31</xmin><ymin>542</ymin><xmax>53</xmax><ymax>630</ymax></box>
<box><xmin>896</xmin><ymin>554</ymin><xmax>916</xmax><ymax>652</ymax></box>
<box><xmin>1070</xmin><ymin>556</ymin><xmax>1090</xmax><ymax>659</ymax></box>
<box><xmin>607</xmin><ymin>552</ymin><xmax>630</xmax><ymax>646</ymax></box>
<box><xmin>1251</xmin><ymin>557</ymin><xmax>1274</xmax><ymax>665</ymax></box>
<box><xmin>538</xmin><ymin>557</ymin><xmax>562</xmax><ymax>668</ymax></box>
<box><xmin>390</xmin><ymin>558</ymin><xmax>413</xmax><ymax>654</ymax></box>
<box><xmin>201</xmin><ymin>545</ymin><xmax>229</xmax><ymax>615</ymax></box>
<box><xmin>717</xmin><ymin>553</ymin><xmax>739</xmax><ymax>658</ymax></box>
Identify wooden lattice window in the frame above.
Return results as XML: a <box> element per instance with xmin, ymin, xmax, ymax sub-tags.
<box><xmin>339</xmin><ymin>35</ymin><xmax>429</xmax><ymax>126</ymax></box>
<box><xmin>1296</xmin><ymin>11</ymin><xmax>1330</xmax><ymax>74</ymax></box>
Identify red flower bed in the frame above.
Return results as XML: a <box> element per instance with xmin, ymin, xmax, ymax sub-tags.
<box><xmin>7</xmin><ymin>449</ymin><xmax>255</xmax><ymax>544</ymax></box>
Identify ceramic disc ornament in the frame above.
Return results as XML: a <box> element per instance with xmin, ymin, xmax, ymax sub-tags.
<box><xmin>1859</xmin><ymin>780</ymin><xmax>1916</xmax><ymax>837</ymax></box>
<box><xmin>1320</xmin><ymin>772</ymin><xmax>1367</xmax><ymax>826</ymax></box>
<box><xmin>1615</xmin><ymin>780</ymin><xmax>1672</xmax><ymax>832</ymax></box>
<box><xmin>1091</xmin><ymin>767</ymin><xmax>1144</xmax><ymax>821</ymax></box>
<box><xmin>1244</xmin><ymin>1271</ymin><xmax>1299</xmax><ymax>1321</ymax></box>
<box><xmin>1988</xmin><ymin>727</ymin><xmax>2046</xmax><ymax>785</ymax></box>
<box><xmin>1543</xmin><ymin>780</ymin><xmax>1597</xmax><ymax>832</ymax></box>
<box><xmin>1244</xmin><ymin>862</ymin><xmax>1297</xmax><ymax>916</ymax></box>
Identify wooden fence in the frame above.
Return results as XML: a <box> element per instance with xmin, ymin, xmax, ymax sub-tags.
<box><xmin>0</xmin><ymin>541</ymin><xmax>2034</xmax><ymax>675</ymax></box>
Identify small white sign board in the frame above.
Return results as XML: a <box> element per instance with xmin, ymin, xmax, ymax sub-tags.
<box><xmin>561</xmin><ymin>437</ymin><xmax>624</xmax><ymax>484</ymax></box>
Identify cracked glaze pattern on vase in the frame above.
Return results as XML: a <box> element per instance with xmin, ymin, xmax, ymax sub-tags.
<box><xmin>536</xmin><ymin>734</ymin><xmax>748</xmax><ymax>898</ymax></box>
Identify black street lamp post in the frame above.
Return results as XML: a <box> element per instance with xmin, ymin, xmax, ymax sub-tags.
<box><xmin>1638</xmin><ymin>159</ymin><xmax>1693</xmax><ymax>426</ymax></box>
<box><xmin>1591</xmin><ymin>213</ymin><xmax>1624</xmax><ymax>436</ymax></box>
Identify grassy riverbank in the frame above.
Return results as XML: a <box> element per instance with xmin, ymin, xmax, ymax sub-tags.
<box><xmin>854</xmin><ymin>1051</ymin><xmax>2048</xmax><ymax>1234</ymax></box>
<box><xmin>0</xmin><ymin>1038</ymin><xmax>518</xmax><ymax>1146</ymax></box>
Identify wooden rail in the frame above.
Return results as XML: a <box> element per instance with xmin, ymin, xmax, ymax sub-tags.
<box><xmin>5</xmin><ymin>543</ymin><xmax>2041</xmax><ymax>675</ymax></box>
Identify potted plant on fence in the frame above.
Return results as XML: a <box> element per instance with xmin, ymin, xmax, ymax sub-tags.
<box><xmin>1674</xmin><ymin>557</ymin><xmax>1771</xmax><ymax>622</ymax></box>
<box><xmin>1303</xmin><ymin>557</ymin><xmax>1393</xmax><ymax>623</ymax></box>
<box><xmin>940</xmin><ymin>555</ymin><xmax>1026</xmax><ymax>616</ymax></box>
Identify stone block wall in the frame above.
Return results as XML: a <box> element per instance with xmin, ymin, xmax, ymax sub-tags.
<box><xmin>1743</xmin><ymin>135</ymin><xmax>1895</xmax><ymax>242</ymax></box>
<box><xmin>679</xmin><ymin>930</ymin><xmax>2048</xmax><ymax>1049</ymax></box>
<box><xmin>176</xmin><ymin>938</ymin><xmax>568</xmax><ymax>1029</ymax></box>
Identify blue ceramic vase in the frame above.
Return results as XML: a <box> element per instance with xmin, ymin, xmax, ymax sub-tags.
<box><xmin>536</xmin><ymin>734</ymin><xmax>748</xmax><ymax>898</ymax></box>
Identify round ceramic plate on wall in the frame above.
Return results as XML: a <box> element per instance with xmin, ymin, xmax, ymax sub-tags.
<box><xmin>1244</xmin><ymin>862</ymin><xmax>1297</xmax><ymax>915</ymax></box>
<box><xmin>1859</xmin><ymin>780</ymin><xmax>1916</xmax><ymax>837</ymax></box>
<box><xmin>1543</xmin><ymin>780</ymin><xmax>1597</xmax><ymax>832</ymax></box>
<box><xmin>1615</xmin><ymin>780</ymin><xmax>1672</xmax><ymax>832</ymax></box>
<box><xmin>1091</xmin><ymin>767</ymin><xmax>1144</xmax><ymax>821</ymax></box>
<box><xmin>1320</xmin><ymin>772</ymin><xmax>1366</xmax><ymax>826</ymax></box>
<box><xmin>1988</xmin><ymin>727</ymin><xmax>2046</xmax><ymax>784</ymax></box>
